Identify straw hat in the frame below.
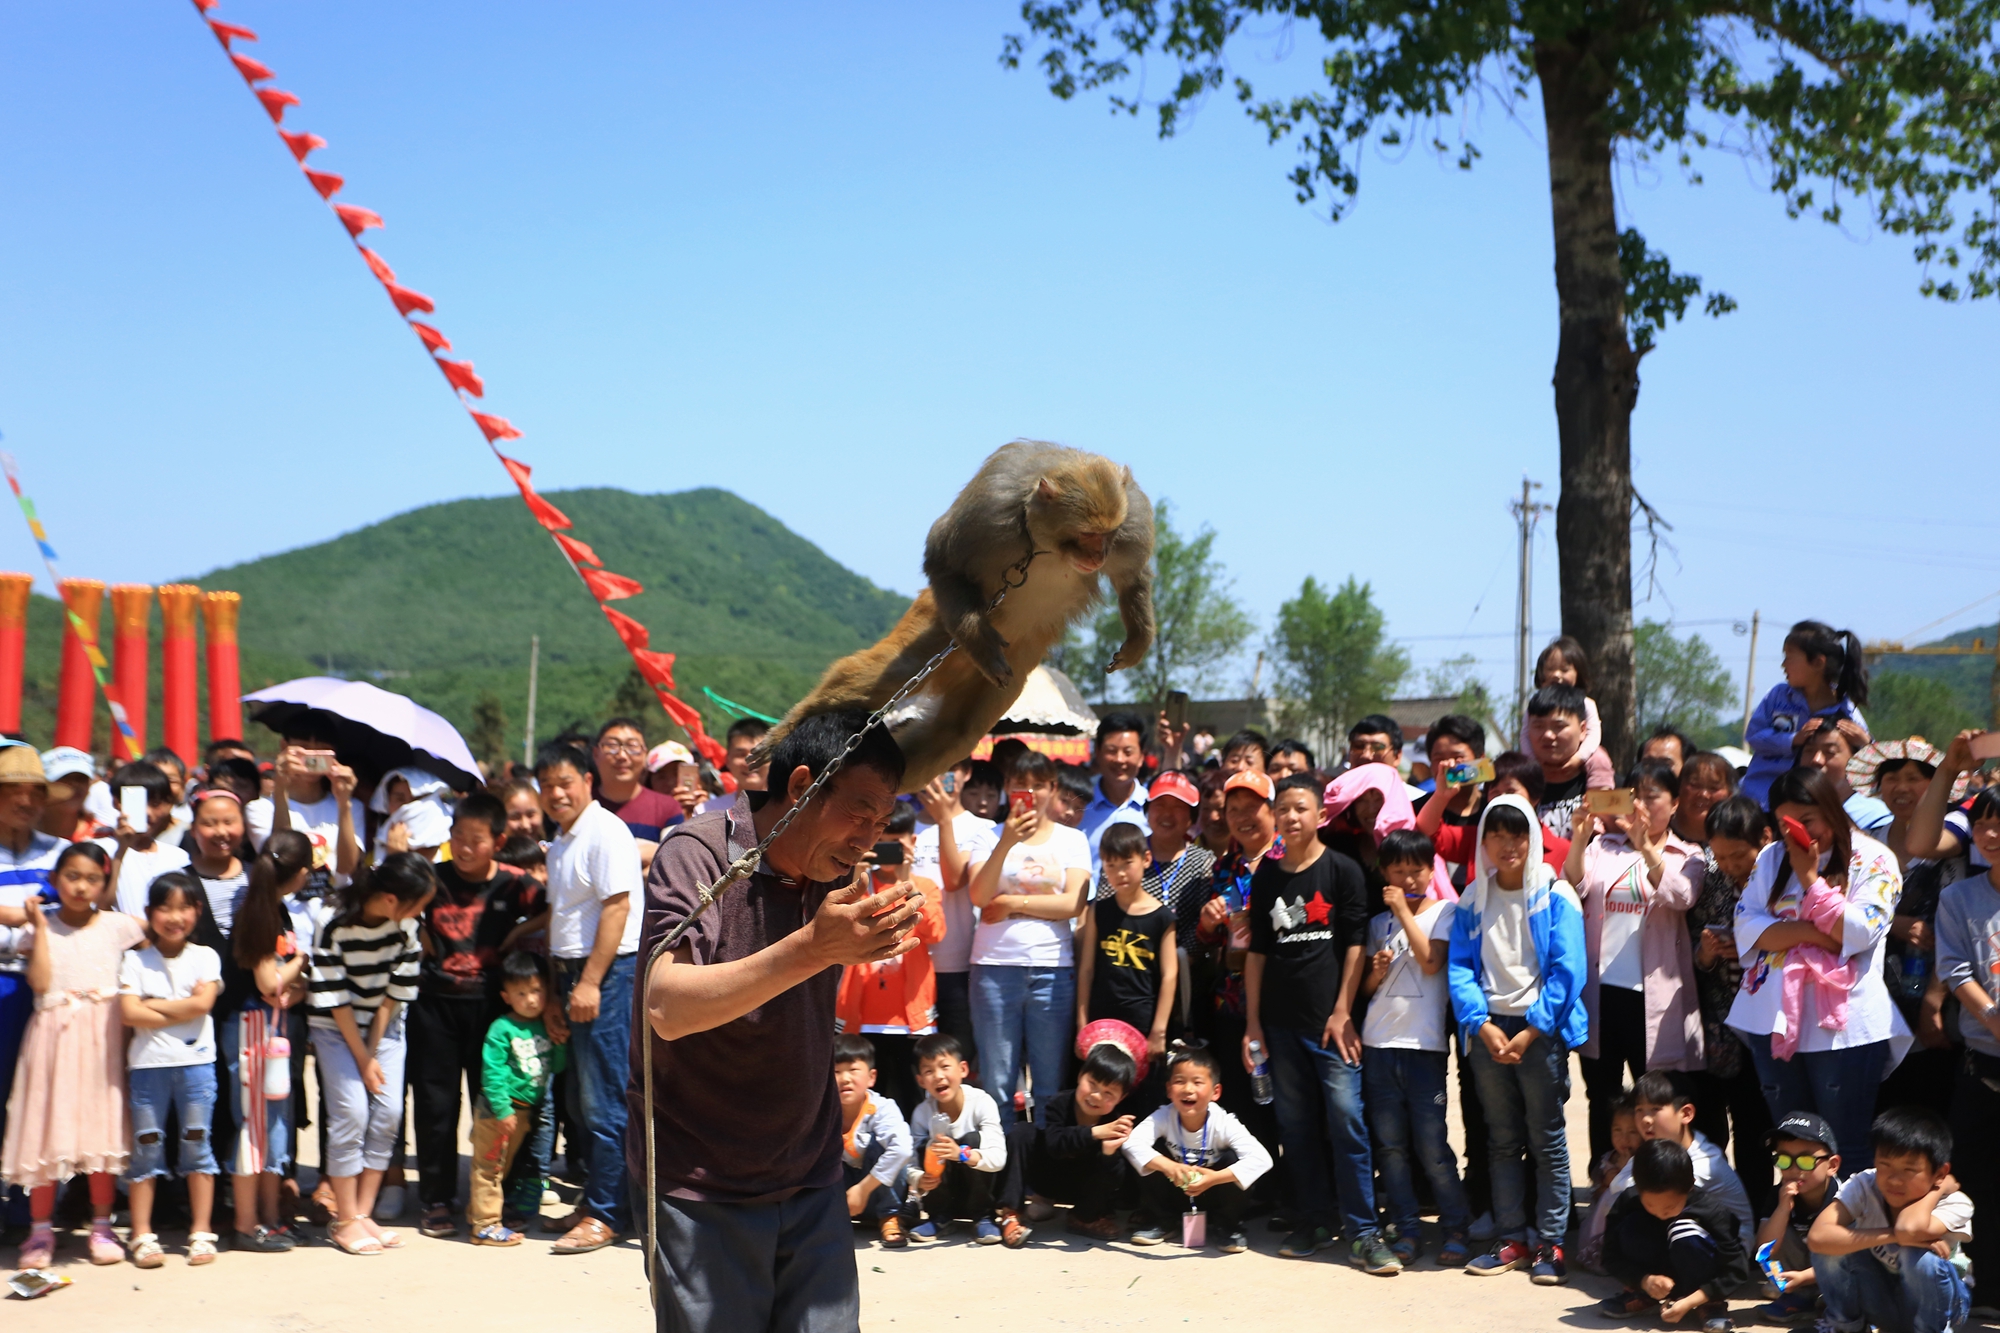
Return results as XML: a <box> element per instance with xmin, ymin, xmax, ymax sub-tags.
<box><xmin>1848</xmin><ymin>737</ymin><xmax>1969</xmax><ymax>802</ymax></box>
<box><xmin>0</xmin><ymin>741</ymin><xmax>47</xmax><ymax>786</ymax></box>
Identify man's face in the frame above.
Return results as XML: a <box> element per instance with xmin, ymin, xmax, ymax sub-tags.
<box><xmin>537</xmin><ymin>762</ymin><xmax>592</xmax><ymax>829</ymax></box>
<box><xmin>1635</xmin><ymin>1098</ymin><xmax>1694</xmax><ymax>1145</ymax></box>
<box><xmin>39</xmin><ymin>776</ymin><xmax>87</xmax><ymax>831</ymax></box>
<box><xmin>834</xmin><ymin>1059</ymin><xmax>877</xmax><ymax>1108</ymax></box>
<box><xmin>727</xmin><ymin>734</ymin><xmax>768</xmax><ymax>791</ymax></box>
<box><xmin>1347</xmin><ymin>731</ymin><xmax>1397</xmax><ymax>770</ymax></box>
<box><xmin>1096</xmin><ymin>730</ymin><xmax>1143</xmax><ymax>788</ymax></box>
<box><xmin>1639</xmin><ymin>737</ymin><xmax>1686</xmax><ymax>773</ymax></box>
<box><xmin>1802</xmin><ymin>731</ymin><xmax>1855</xmax><ymax>782</ymax></box>
<box><xmin>1221</xmin><ymin>745</ymin><xmax>1263</xmax><ymax>775</ymax></box>
<box><xmin>1267</xmin><ymin>749</ymin><xmax>1309</xmax><ymax>778</ymax></box>
<box><xmin>595</xmin><ymin>726</ymin><xmax>647</xmax><ymax>787</ymax></box>
<box><xmin>1525</xmin><ymin>710</ymin><xmax>1583</xmax><ymax>770</ymax></box>
<box><xmin>0</xmin><ymin>780</ymin><xmax>48</xmax><ymax>835</ymax></box>
<box><xmin>773</xmin><ymin>765</ymin><xmax>899</xmax><ymax>883</ymax></box>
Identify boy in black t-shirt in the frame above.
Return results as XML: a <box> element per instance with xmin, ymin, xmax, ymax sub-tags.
<box><xmin>1242</xmin><ymin>774</ymin><xmax>1393</xmax><ymax>1273</ymax></box>
<box><xmin>1076</xmin><ymin>823</ymin><xmax>1178</xmax><ymax>1076</ymax></box>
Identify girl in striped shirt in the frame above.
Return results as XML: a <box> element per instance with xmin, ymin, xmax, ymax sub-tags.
<box><xmin>309</xmin><ymin>852</ymin><xmax>433</xmax><ymax>1257</ymax></box>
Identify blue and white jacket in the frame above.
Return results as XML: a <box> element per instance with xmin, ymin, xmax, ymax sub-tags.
<box><xmin>1742</xmin><ymin>684</ymin><xmax>1867</xmax><ymax>808</ymax></box>
<box><xmin>1447</xmin><ymin>795</ymin><xmax>1590</xmax><ymax>1052</ymax></box>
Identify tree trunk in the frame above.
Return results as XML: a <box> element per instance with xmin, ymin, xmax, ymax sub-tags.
<box><xmin>1535</xmin><ymin>37</ymin><xmax>1641</xmax><ymax>770</ymax></box>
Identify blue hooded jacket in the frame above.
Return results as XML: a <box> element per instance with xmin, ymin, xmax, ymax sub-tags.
<box><xmin>1741</xmin><ymin>683</ymin><xmax>1867</xmax><ymax>808</ymax></box>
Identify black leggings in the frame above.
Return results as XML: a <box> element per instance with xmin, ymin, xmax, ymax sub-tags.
<box><xmin>1581</xmin><ymin>985</ymin><xmax>1647</xmax><ymax>1171</ymax></box>
<box><xmin>997</xmin><ymin>1121</ymin><xmax>1127</xmax><ymax>1221</ymax></box>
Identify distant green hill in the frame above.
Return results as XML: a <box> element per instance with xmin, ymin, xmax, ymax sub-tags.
<box><xmin>1868</xmin><ymin>625</ymin><xmax>1996</xmax><ymax>742</ymax></box>
<box><xmin>15</xmin><ymin>488</ymin><xmax>911</xmax><ymax>765</ymax></box>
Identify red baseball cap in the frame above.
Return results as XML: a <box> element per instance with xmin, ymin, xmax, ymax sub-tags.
<box><xmin>1222</xmin><ymin>769</ymin><xmax>1275</xmax><ymax>802</ymax></box>
<box><xmin>1146</xmin><ymin>772</ymin><xmax>1200</xmax><ymax>808</ymax></box>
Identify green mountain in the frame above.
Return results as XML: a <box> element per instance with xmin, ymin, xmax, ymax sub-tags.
<box><xmin>15</xmin><ymin>488</ymin><xmax>911</xmax><ymax>765</ymax></box>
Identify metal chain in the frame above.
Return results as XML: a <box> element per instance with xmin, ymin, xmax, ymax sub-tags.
<box><xmin>641</xmin><ymin>542</ymin><xmax>1039</xmax><ymax>1311</ymax></box>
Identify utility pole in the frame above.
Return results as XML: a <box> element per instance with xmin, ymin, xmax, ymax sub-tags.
<box><xmin>1741</xmin><ymin>611</ymin><xmax>1761</xmax><ymax>741</ymax></box>
<box><xmin>523</xmin><ymin>634</ymin><xmax>539</xmax><ymax>768</ymax></box>
<box><xmin>1509</xmin><ymin>478</ymin><xmax>1550</xmax><ymax>721</ymax></box>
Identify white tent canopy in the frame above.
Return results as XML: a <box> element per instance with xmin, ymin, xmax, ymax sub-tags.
<box><xmin>994</xmin><ymin>665</ymin><xmax>1099</xmax><ymax>735</ymax></box>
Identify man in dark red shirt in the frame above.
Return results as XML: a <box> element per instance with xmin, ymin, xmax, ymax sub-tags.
<box><xmin>629</xmin><ymin>711</ymin><xmax>921</xmax><ymax>1333</ymax></box>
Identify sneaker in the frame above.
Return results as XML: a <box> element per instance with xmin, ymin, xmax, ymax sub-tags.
<box><xmin>878</xmin><ymin>1217</ymin><xmax>907</xmax><ymax>1248</ymax></box>
<box><xmin>974</xmin><ymin>1218</ymin><xmax>1003</xmax><ymax>1245</ymax></box>
<box><xmin>1389</xmin><ymin>1230</ymin><xmax>1421</xmax><ymax>1265</ymax></box>
<box><xmin>908</xmin><ymin>1220</ymin><xmax>938</xmax><ymax>1243</ymax></box>
<box><xmin>1530</xmin><ymin>1242</ymin><xmax>1568</xmax><ymax>1286</ymax></box>
<box><xmin>234</xmin><ymin>1224</ymin><xmax>295</xmax><ymax>1253</ymax></box>
<box><xmin>1352</xmin><ymin>1233</ymin><xmax>1403</xmax><ymax>1276</ymax></box>
<box><xmin>1466</xmin><ymin>1238</ymin><xmax>1532</xmax><ymax>1275</ymax></box>
<box><xmin>1065</xmin><ymin>1214</ymin><xmax>1123</xmax><ymax>1242</ymax></box>
<box><xmin>1218</xmin><ymin>1230</ymin><xmax>1248</xmax><ymax>1254</ymax></box>
<box><xmin>1130</xmin><ymin>1225</ymin><xmax>1170</xmax><ymax>1246</ymax></box>
<box><xmin>1599</xmin><ymin>1289</ymin><xmax>1654</xmax><ymax>1319</ymax></box>
<box><xmin>1753</xmin><ymin>1288</ymin><xmax>1821</xmax><ymax>1325</ymax></box>
<box><xmin>1438</xmin><ymin>1227</ymin><xmax>1471</xmax><ymax>1268</ymax></box>
<box><xmin>1278</xmin><ymin>1225</ymin><xmax>1334</xmax><ymax>1258</ymax></box>
<box><xmin>1467</xmin><ymin>1211</ymin><xmax>1497</xmax><ymax>1241</ymax></box>
<box><xmin>1697</xmin><ymin>1302</ymin><xmax>1732</xmax><ymax>1333</ymax></box>
<box><xmin>996</xmin><ymin>1211</ymin><xmax>1028</xmax><ymax>1249</ymax></box>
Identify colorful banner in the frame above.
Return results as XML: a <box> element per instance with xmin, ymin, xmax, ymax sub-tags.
<box><xmin>188</xmin><ymin>2</ymin><xmax>725</xmax><ymax>765</ymax></box>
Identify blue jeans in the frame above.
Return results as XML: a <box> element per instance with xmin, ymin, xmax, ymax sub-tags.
<box><xmin>1363</xmin><ymin>1045</ymin><xmax>1469</xmax><ymax>1232</ymax></box>
<box><xmin>553</xmin><ymin>951</ymin><xmax>634</xmax><ymax>1232</ymax></box>
<box><xmin>1466</xmin><ymin>1014</ymin><xmax>1571</xmax><ymax>1245</ymax></box>
<box><xmin>129</xmin><ymin>1063</ymin><xmax>220</xmax><ymax>1180</ymax></box>
<box><xmin>969</xmin><ymin>964</ymin><xmax>1074</xmax><ymax>1121</ymax></box>
<box><xmin>1814</xmin><ymin>1246</ymin><xmax>1969</xmax><ymax>1333</ymax></box>
<box><xmin>1265</xmin><ymin>1023</ymin><xmax>1376</xmax><ymax>1240</ymax></box>
<box><xmin>1746</xmin><ymin>1036</ymin><xmax>1889</xmax><ymax>1180</ymax></box>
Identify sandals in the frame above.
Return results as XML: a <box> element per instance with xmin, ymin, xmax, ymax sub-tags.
<box><xmin>329</xmin><ymin>1218</ymin><xmax>384</xmax><ymax>1256</ymax></box>
<box><xmin>418</xmin><ymin>1205</ymin><xmax>459</xmax><ymax>1240</ymax></box>
<box><xmin>130</xmin><ymin>1232</ymin><xmax>167</xmax><ymax>1269</ymax></box>
<box><xmin>188</xmin><ymin>1232</ymin><xmax>220</xmax><ymax>1266</ymax></box>
<box><xmin>470</xmin><ymin>1224</ymin><xmax>523</xmax><ymax>1247</ymax></box>
<box><xmin>17</xmin><ymin>1226</ymin><xmax>55</xmax><ymax>1270</ymax></box>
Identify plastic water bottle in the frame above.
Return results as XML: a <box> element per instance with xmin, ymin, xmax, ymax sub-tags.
<box><xmin>263</xmin><ymin>1032</ymin><xmax>292</xmax><ymax>1101</ymax></box>
<box><xmin>1899</xmin><ymin>951</ymin><xmax>1930</xmax><ymax>1000</ymax></box>
<box><xmin>1247</xmin><ymin>1040</ymin><xmax>1273</xmax><ymax>1106</ymax></box>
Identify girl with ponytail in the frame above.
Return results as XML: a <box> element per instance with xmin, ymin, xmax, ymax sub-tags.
<box><xmin>1741</xmin><ymin>621</ymin><xmax>1872</xmax><ymax>808</ymax></box>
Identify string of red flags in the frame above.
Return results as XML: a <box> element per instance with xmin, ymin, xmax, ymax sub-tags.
<box><xmin>187</xmin><ymin>0</ymin><xmax>724</xmax><ymax>765</ymax></box>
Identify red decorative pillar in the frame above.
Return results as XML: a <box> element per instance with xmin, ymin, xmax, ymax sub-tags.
<box><xmin>0</xmin><ymin>574</ymin><xmax>30</xmax><ymax>736</ymax></box>
<box><xmin>158</xmin><ymin>585</ymin><xmax>202</xmax><ymax>766</ymax></box>
<box><xmin>110</xmin><ymin>584</ymin><xmax>153</xmax><ymax>755</ymax></box>
<box><xmin>202</xmin><ymin>590</ymin><xmax>242</xmax><ymax>743</ymax></box>
<box><xmin>55</xmin><ymin>578</ymin><xmax>105</xmax><ymax>753</ymax></box>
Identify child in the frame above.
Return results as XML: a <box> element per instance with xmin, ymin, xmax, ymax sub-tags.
<box><xmin>118</xmin><ymin>873</ymin><xmax>224</xmax><ymax>1268</ymax></box>
<box><xmin>1</xmin><ymin>842</ymin><xmax>147</xmax><ymax>1268</ymax></box>
<box><xmin>1076</xmin><ymin>821</ymin><xmax>1178</xmax><ymax>1069</ymax></box>
<box><xmin>1121</xmin><ymin>1043</ymin><xmax>1271</xmax><ymax>1254</ymax></box>
<box><xmin>835</xmin><ymin>802</ymin><xmax>945</xmax><ymax>1116</ymax></box>
<box><xmin>1565</xmin><ymin>757</ymin><xmax>1704</xmax><ymax>1172</ymax></box>
<box><xmin>1936</xmin><ymin>786</ymin><xmax>2000</xmax><ymax>1287</ymax></box>
<box><xmin>902</xmin><ymin>1033</ymin><xmax>1009</xmax><ymax>1244</ymax></box>
<box><xmin>1580</xmin><ymin>1093</ymin><xmax>1643</xmax><ymax>1272</ymax></box>
<box><xmin>224</xmin><ymin>830</ymin><xmax>315</xmax><ymax>1252</ymax></box>
<box><xmin>1599</xmin><ymin>1139</ymin><xmax>1751</xmax><ymax>1332</ymax></box>
<box><xmin>834</xmin><ymin>1033</ymin><xmax>913</xmax><ymax>1247</ymax></box>
<box><xmin>1052</xmin><ymin>765</ymin><xmax>1095</xmax><ymax>831</ymax></box>
<box><xmin>467</xmin><ymin>951</ymin><xmax>565</xmax><ymax>1246</ymax></box>
<box><xmin>1743</xmin><ymin>621</ymin><xmax>1871</xmax><ymax>809</ymax></box>
<box><xmin>1808</xmin><ymin>1107</ymin><xmax>1972</xmax><ymax>1333</ymax></box>
<box><xmin>997</xmin><ymin>1043</ymin><xmax>1138</xmax><ymax>1243</ymax></box>
<box><xmin>308</xmin><ymin>851</ymin><xmax>433</xmax><ymax>1256</ymax></box>
<box><xmin>1614</xmin><ymin>1072</ymin><xmax>1756</xmax><ymax>1250</ymax></box>
<box><xmin>1447</xmin><ymin>794</ymin><xmax>1588</xmax><ymax>1283</ymax></box>
<box><xmin>1517</xmin><ymin>637</ymin><xmax>1615</xmax><ymax>788</ymax></box>
<box><xmin>1361</xmin><ymin>827</ymin><xmax>1470</xmax><ymax>1267</ymax></box>
<box><xmin>100</xmin><ymin>759</ymin><xmax>191</xmax><ymax>917</ymax></box>
<box><xmin>1753</xmin><ymin>1111</ymin><xmax>1843</xmax><ymax>1325</ymax></box>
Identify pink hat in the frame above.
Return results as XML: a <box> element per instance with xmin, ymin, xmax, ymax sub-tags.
<box><xmin>1147</xmin><ymin>771</ymin><xmax>1200</xmax><ymax>808</ymax></box>
<box><xmin>1075</xmin><ymin>1018</ymin><xmax>1151</xmax><ymax>1083</ymax></box>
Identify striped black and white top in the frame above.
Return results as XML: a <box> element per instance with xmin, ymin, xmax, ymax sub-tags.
<box><xmin>308</xmin><ymin>915</ymin><xmax>421</xmax><ymax>1029</ymax></box>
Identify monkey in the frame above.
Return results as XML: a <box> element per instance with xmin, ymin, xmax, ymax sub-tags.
<box><xmin>753</xmin><ymin>441</ymin><xmax>1154</xmax><ymax>793</ymax></box>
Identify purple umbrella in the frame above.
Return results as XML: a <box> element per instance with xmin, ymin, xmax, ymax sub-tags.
<box><xmin>243</xmin><ymin>676</ymin><xmax>482</xmax><ymax>790</ymax></box>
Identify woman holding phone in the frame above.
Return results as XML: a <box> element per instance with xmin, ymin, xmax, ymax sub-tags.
<box><xmin>965</xmin><ymin>749</ymin><xmax>1092</xmax><ymax>1121</ymax></box>
<box><xmin>1724</xmin><ymin>766</ymin><xmax>1906</xmax><ymax>1175</ymax></box>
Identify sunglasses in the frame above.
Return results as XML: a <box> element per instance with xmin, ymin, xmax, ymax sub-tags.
<box><xmin>1772</xmin><ymin>1151</ymin><xmax>1828</xmax><ymax>1171</ymax></box>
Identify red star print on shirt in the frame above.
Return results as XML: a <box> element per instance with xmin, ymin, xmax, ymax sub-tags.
<box><xmin>1302</xmin><ymin>892</ymin><xmax>1331</xmax><ymax>925</ymax></box>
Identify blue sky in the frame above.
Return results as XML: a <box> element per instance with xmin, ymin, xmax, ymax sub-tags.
<box><xmin>2</xmin><ymin>1</ymin><xmax>1995</xmax><ymax>714</ymax></box>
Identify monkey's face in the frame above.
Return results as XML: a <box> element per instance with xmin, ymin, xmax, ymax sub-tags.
<box><xmin>1027</xmin><ymin>458</ymin><xmax>1129</xmax><ymax>573</ymax></box>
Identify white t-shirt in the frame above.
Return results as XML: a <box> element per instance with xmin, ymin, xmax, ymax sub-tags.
<box><xmin>1362</xmin><ymin>900</ymin><xmax>1456</xmax><ymax>1051</ymax></box>
<box><xmin>1597</xmin><ymin>857</ymin><xmax>1649</xmax><ymax>992</ymax></box>
<box><xmin>912</xmin><ymin>809</ymin><xmax>995</xmax><ymax>974</ymax></box>
<box><xmin>1836</xmin><ymin>1169</ymin><xmax>1974</xmax><ymax>1271</ymax></box>
<box><xmin>546</xmin><ymin>801</ymin><xmax>642</xmax><ymax>959</ymax></box>
<box><xmin>967</xmin><ymin>823</ymin><xmax>1092</xmax><ymax>969</ymax></box>
<box><xmin>1481</xmin><ymin>888</ymin><xmax>1541</xmax><ymax>1017</ymax></box>
<box><xmin>95</xmin><ymin>840</ymin><xmax>192</xmax><ymax>918</ymax></box>
<box><xmin>118</xmin><ymin>942</ymin><xmax>222</xmax><ymax>1069</ymax></box>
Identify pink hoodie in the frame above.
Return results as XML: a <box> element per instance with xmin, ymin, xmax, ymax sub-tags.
<box><xmin>1319</xmin><ymin>765</ymin><xmax>1457</xmax><ymax>902</ymax></box>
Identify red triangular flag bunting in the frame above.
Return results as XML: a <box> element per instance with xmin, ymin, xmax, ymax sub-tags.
<box><xmin>279</xmin><ymin>129</ymin><xmax>325</xmax><ymax>161</ymax></box>
<box><xmin>256</xmin><ymin>88</ymin><xmax>300</xmax><ymax>123</ymax></box>
<box><xmin>581</xmin><ymin>567</ymin><xmax>643</xmax><ymax>602</ymax></box>
<box><xmin>192</xmin><ymin>0</ymin><xmax>216</xmax><ymax>11</ymax></box>
<box><xmin>231</xmin><ymin>53</ymin><xmax>274</xmax><ymax>82</ymax></box>
<box><xmin>359</xmin><ymin>248</ymin><xmax>395</xmax><ymax>284</ymax></box>
<box><xmin>553</xmin><ymin>532</ymin><xmax>602</xmax><ymax>567</ymax></box>
<box><xmin>469</xmin><ymin>411</ymin><xmax>520</xmax><ymax>442</ymax></box>
<box><xmin>631</xmin><ymin>648</ymin><xmax>677</xmax><ymax>691</ymax></box>
<box><xmin>498</xmin><ymin>454</ymin><xmax>571</xmax><ymax>531</ymax></box>
<box><xmin>209</xmin><ymin>20</ymin><xmax>257</xmax><ymax>46</ymax></box>
<box><xmin>601</xmin><ymin>605</ymin><xmax>649</xmax><ymax>651</ymax></box>
<box><xmin>333</xmin><ymin>203</ymin><xmax>383</xmax><ymax>237</ymax></box>
<box><xmin>411</xmin><ymin>321</ymin><xmax>450</xmax><ymax>352</ymax></box>
<box><xmin>436</xmin><ymin>357</ymin><xmax>483</xmax><ymax>397</ymax></box>
<box><xmin>304</xmin><ymin>168</ymin><xmax>343</xmax><ymax>199</ymax></box>
<box><xmin>383</xmin><ymin>282</ymin><xmax>434</xmax><ymax>315</ymax></box>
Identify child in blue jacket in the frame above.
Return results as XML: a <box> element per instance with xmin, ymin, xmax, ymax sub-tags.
<box><xmin>1449</xmin><ymin>794</ymin><xmax>1588</xmax><ymax>1286</ymax></box>
<box><xmin>1742</xmin><ymin>620</ymin><xmax>1870</xmax><ymax>808</ymax></box>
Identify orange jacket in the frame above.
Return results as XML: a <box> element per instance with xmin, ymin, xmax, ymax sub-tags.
<box><xmin>835</xmin><ymin>875</ymin><xmax>946</xmax><ymax>1035</ymax></box>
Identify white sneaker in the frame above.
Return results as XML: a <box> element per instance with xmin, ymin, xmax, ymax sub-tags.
<box><xmin>374</xmin><ymin>1185</ymin><xmax>407</xmax><ymax>1220</ymax></box>
<box><xmin>1467</xmin><ymin>1212</ymin><xmax>1496</xmax><ymax>1242</ymax></box>
<box><xmin>542</xmin><ymin>1189</ymin><xmax>561</xmax><ymax>1207</ymax></box>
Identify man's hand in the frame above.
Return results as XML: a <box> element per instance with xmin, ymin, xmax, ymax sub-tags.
<box><xmin>1479</xmin><ymin>1021</ymin><xmax>1516</xmax><ymax>1063</ymax></box>
<box><xmin>1323</xmin><ymin>1009</ymin><xmax>1362</xmax><ymax>1066</ymax></box>
<box><xmin>1156</xmin><ymin>711</ymin><xmax>1190</xmax><ymax>766</ymax></box>
<box><xmin>1640</xmin><ymin>1273</ymin><xmax>1674</xmax><ymax>1300</ymax></box>
<box><xmin>1242</xmin><ymin>1026</ymin><xmax>1265</xmax><ymax>1075</ymax></box>
<box><xmin>803</xmin><ymin>869</ymin><xmax>923</xmax><ymax>968</ymax></box>
<box><xmin>568</xmin><ymin>979</ymin><xmax>601</xmax><ymax>1024</ymax></box>
<box><xmin>545</xmin><ymin>1003</ymin><xmax>569</xmax><ymax>1045</ymax></box>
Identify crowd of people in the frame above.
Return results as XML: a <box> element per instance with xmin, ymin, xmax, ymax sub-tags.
<box><xmin>4</xmin><ymin>618</ymin><xmax>2000</xmax><ymax>1333</ymax></box>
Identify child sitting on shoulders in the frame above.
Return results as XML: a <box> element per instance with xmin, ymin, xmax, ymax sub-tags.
<box><xmin>466</xmin><ymin>951</ymin><xmax>565</xmax><ymax>1247</ymax></box>
<box><xmin>1752</xmin><ymin>1112</ymin><xmax>1842</xmax><ymax>1325</ymax></box>
<box><xmin>1121</xmin><ymin>1043</ymin><xmax>1272</xmax><ymax>1255</ymax></box>
<box><xmin>1076</xmin><ymin>822</ymin><xmax>1178</xmax><ymax>1079</ymax></box>
<box><xmin>902</xmin><ymin>1033</ymin><xmax>1009</xmax><ymax>1246</ymax></box>
<box><xmin>996</xmin><ymin>1043</ymin><xmax>1138</xmax><ymax>1244</ymax></box>
<box><xmin>834</xmin><ymin>1033</ymin><xmax>913</xmax><ymax>1248</ymax></box>
<box><xmin>1599</xmin><ymin>1139</ymin><xmax>1751</xmax><ymax>1332</ymax></box>
<box><xmin>1808</xmin><ymin>1107</ymin><xmax>1972</xmax><ymax>1333</ymax></box>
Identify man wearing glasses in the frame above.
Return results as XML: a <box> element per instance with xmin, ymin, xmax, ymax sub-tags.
<box><xmin>594</xmin><ymin>717</ymin><xmax>685</xmax><ymax>871</ymax></box>
<box><xmin>1345</xmin><ymin>714</ymin><xmax>1424</xmax><ymax>802</ymax></box>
